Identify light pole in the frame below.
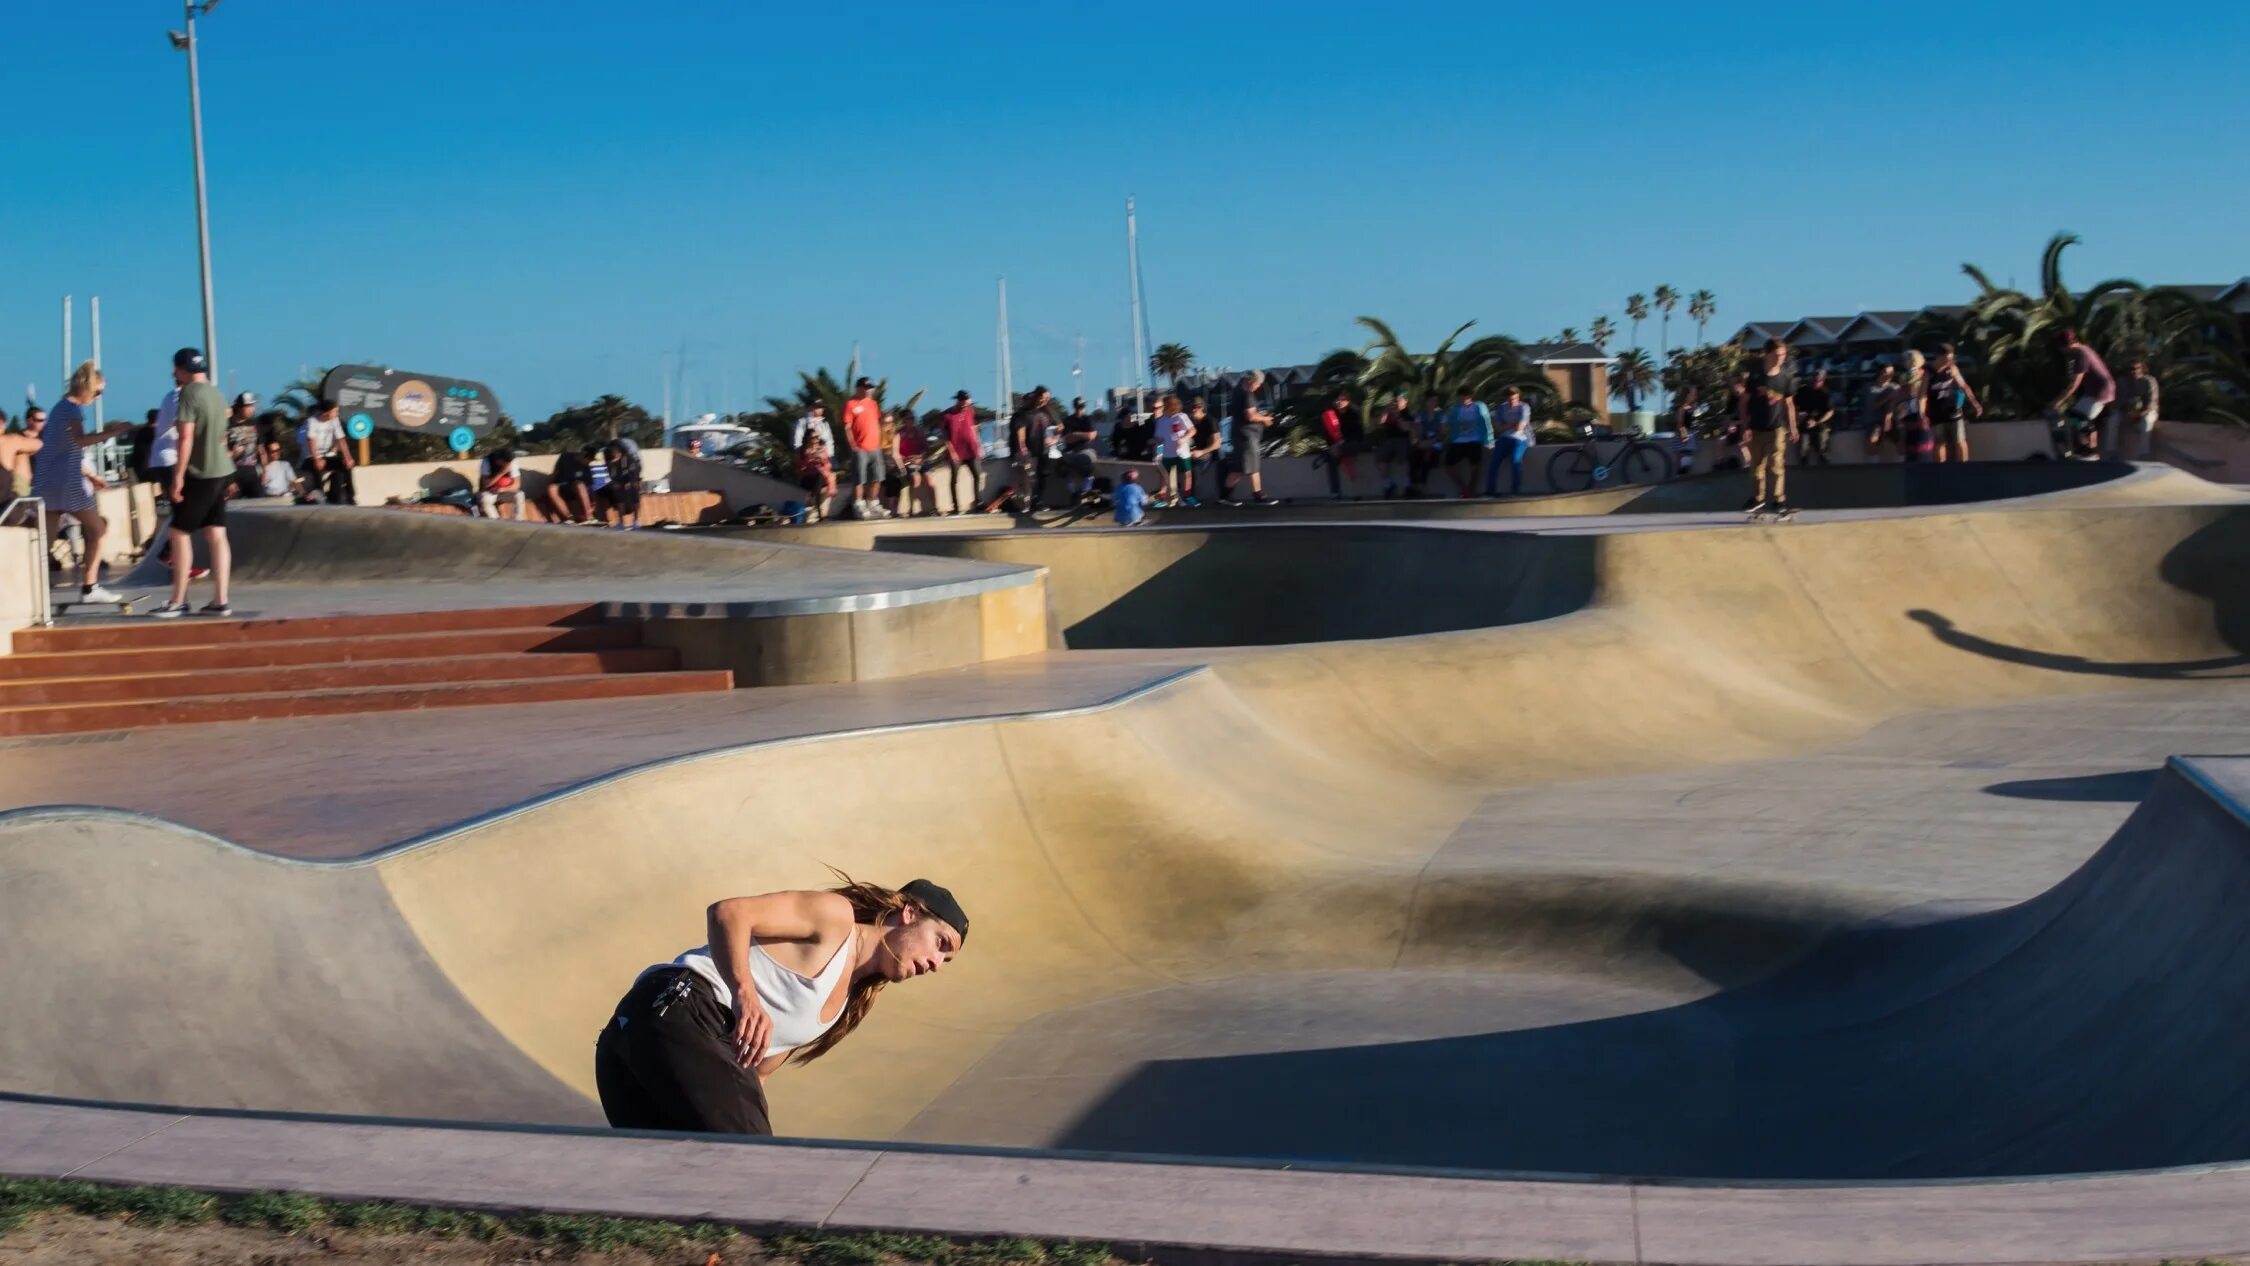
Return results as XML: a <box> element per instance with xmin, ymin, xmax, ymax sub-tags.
<box><xmin>168</xmin><ymin>1</ymin><xmax>221</xmax><ymax>378</ymax></box>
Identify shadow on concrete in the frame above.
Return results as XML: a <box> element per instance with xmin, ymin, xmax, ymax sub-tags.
<box><xmin>1047</xmin><ymin>764</ymin><xmax>2250</xmax><ymax>1180</ymax></box>
<box><xmin>1906</xmin><ymin>610</ymin><xmax>2250</xmax><ymax>680</ymax></box>
<box><xmin>1985</xmin><ymin>769</ymin><xmax>2160</xmax><ymax>802</ymax></box>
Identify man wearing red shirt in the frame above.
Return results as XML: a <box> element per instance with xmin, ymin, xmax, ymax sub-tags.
<box><xmin>842</xmin><ymin>377</ymin><xmax>887</xmax><ymax>519</ymax></box>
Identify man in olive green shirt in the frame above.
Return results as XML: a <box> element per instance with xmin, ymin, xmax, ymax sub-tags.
<box><xmin>157</xmin><ymin>347</ymin><xmax>235</xmax><ymax>617</ymax></box>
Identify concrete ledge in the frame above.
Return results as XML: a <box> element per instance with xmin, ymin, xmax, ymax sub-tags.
<box><xmin>5</xmin><ymin>1095</ymin><xmax>2249</xmax><ymax>1265</ymax></box>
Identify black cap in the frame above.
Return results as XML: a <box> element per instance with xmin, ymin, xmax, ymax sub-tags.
<box><xmin>901</xmin><ymin>879</ymin><xmax>967</xmax><ymax>944</ymax></box>
<box><xmin>233</xmin><ymin>392</ymin><xmax>257</xmax><ymax>407</ymax></box>
<box><xmin>855</xmin><ymin>377</ymin><xmax>874</xmax><ymax>389</ymax></box>
<box><xmin>954</xmin><ymin>390</ymin><xmax>971</xmax><ymax>401</ymax></box>
<box><xmin>173</xmin><ymin>348</ymin><xmax>209</xmax><ymax>374</ymax></box>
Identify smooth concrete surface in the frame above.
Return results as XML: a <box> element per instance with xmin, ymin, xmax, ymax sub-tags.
<box><xmin>10</xmin><ymin>469</ymin><xmax>2250</xmax><ymax>1260</ymax></box>
<box><xmin>8</xmin><ymin>1094</ymin><xmax>2250</xmax><ymax>1266</ymax></box>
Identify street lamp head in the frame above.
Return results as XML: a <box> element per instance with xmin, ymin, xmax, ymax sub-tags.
<box><xmin>166</xmin><ymin>30</ymin><xmax>189</xmax><ymax>49</ymax></box>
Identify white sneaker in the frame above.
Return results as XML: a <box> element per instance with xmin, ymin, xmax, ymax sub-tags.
<box><xmin>80</xmin><ymin>585</ymin><xmax>123</xmax><ymax>603</ymax></box>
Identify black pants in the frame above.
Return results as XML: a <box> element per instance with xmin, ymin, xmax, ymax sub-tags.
<box><xmin>1797</xmin><ymin>425</ymin><xmax>1831</xmax><ymax>465</ymax></box>
<box><xmin>594</xmin><ymin>967</ymin><xmax>772</xmax><ymax>1136</ymax></box>
<box><xmin>325</xmin><ymin>461</ymin><xmax>356</xmax><ymax>505</ymax></box>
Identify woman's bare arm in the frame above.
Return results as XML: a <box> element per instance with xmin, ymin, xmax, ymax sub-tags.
<box><xmin>705</xmin><ymin>890</ymin><xmax>854</xmax><ymax>1067</ymax></box>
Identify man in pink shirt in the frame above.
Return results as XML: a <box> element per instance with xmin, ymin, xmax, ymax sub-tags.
<box><xmin>940</xmin><ymin>390</ymin><xmax>984</xmax><ymax>514</ymax></box>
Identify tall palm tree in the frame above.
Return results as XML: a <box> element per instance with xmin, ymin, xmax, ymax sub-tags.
<box><xmin>1149</xmin><ymin>342</ymin><xmax>1195</xmax><ymax>386</ymax></box>
<box><xmin>1625</xmin><ymin>293</ymin><xmax>1650</xmax><ymax>355</ymax></box>
<box><xmin>1652</xmin><ymin>285</ymin><xmax>1680</xmax><ymax>409</ymax></box>
<box><xmin>1611</xmin><ymin>348</ymin><xmax>1658</xmax><ymax>414</ymax></box>
<box><xmin>1588</xmin><ymin>317</ymin><xmax>1615</xmax><ymax>351</ymax></box>
<box><xmin>1688</xmin><ymin>290</ymin><xmax>1717</xmax><ymax>346</ymax></box>
<box><xmin>1556</xmin><ymin>327</ymin><xmax>1582</xmax><ymax>344</ymax></box>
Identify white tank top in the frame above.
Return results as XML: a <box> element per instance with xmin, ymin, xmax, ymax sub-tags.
<box><xmin>660</xmin><ymin>936</ymin><xmax>854</xmax><ymax>1058</ymax></box>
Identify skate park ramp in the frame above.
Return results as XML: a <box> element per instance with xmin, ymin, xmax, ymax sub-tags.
<box><xmin>7</xmin><ymin>495</ymin><xmax>2250</xmax><ymax>1181</ymax></box>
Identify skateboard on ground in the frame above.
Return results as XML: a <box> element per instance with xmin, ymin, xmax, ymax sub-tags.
<box><xmin>50</xmin><ymin>594</ymin><xmax>144</xmax><ymax>618</ymax></box>
<box><xmin>1745</xmin><ymin>505</ymin><xmax>1799</xmax><ymax>523</ymax></box>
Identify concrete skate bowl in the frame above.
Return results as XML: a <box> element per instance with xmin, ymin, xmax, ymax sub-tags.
<box><xmin>884</xmin><ymin>482</ymin><xmax>2250</xmax><ymax>650</ymax></box>
<box><xmin>6</xmin><ymin>501</ymin><xmax>2250</xmax><ymax>1184</ymax></box>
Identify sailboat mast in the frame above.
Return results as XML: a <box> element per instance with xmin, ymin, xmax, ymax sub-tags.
<box><xmin>1127</xmin><ymin>197</ymin><xmax>1148</xmax><ymax>416</ymax></box>
<box><xmin>996</xmin><ymin>276</ymin><xmax>1014</xmax><ymax>445</ymax></box>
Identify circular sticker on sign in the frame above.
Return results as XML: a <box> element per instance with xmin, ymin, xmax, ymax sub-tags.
<box><xmin>390</xmin><ymin>378</ymin><xmax>439</xmax><ymax>429</ymax></box>
<box><xmin>345</xmin><ymin>413</ymin><xmax>375</xmax><ymax>440</ymax></box>
<box><xmin>448</xmin><ymin>426</ymin><xmax>475</xmax><ymax>454</ymax></box>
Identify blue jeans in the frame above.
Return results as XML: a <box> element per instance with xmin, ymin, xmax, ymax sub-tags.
<box><xmin>1486</xmin><ymin>435</ymin><xmax>1529</xmax><ymax>495</ymax></box>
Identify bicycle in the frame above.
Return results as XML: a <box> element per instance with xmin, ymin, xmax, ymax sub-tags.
<box><xmin>1546</xmin><ymin>424</ymin><xmax>1678</xmax><ymax>493</ymax></box>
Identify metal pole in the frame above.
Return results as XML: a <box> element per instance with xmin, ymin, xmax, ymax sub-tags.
<box><xmin>184</xmin><ymin>1</ymin><xmax>219</xmax><ymax>378</ymax></box>
<box><xmin>61</xmin><ymin>295</ymin><xmax>71</xmax><ymax>392</ymax></box>
<box><xmin>1126</xmin><ymin>197</ymin><xmax>1147</xmax><ymax>418</ymax></box>
<box><xmin>90</xmin><ymin>297</ymin><xmax>103</xmax><ymax>428</ymax></box>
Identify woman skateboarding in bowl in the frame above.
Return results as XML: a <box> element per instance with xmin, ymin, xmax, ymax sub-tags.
<box><xmin>595</xmin><ymin>876</ymin><xmax>967</xmax><ymax>1136</ymax></box>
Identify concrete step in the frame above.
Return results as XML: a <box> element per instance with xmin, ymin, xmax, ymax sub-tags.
<box><xmin>0</xmin><ymin>625</ymin><xmax>642</xmax><ymax>680</ymax></box>
<box><xmin>11</xmin><ymin>604</ymin><xmax>604</xmax><ymax>653</ymax></box>
<box><xmin>0</xmin><ymin>670</ymin><xmax>735</xmax><ymax>738</ymax></box>
<box><xmin>0</xmin><ymin>648</ymin><xmax>684</xmax><ymax>707</ymax></box>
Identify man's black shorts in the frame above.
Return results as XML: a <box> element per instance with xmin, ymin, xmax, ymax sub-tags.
<box><xmin>171</xmin><ymin>475</ymin><xmax>231</xmax><ymax>532</ymax></box>
<box><xmin>1444</xmin><ymin>441</ymin><xmax>1488</xmax><ymax>466</ymax></box>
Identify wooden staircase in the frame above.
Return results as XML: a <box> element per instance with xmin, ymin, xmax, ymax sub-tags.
<box><xmin>0</xmin><ymin>604</ymin><xmax>731</xmax><ymax>737</ymax></box>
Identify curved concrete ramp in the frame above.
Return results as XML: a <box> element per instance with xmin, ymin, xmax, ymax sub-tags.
<box><xmin>7</xmin><ymin>499</ymin><xmax>2250</xmax><ymax>1182</ymax></box>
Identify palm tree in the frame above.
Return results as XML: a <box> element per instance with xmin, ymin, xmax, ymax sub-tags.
<box><xmin>1652</xmin><ymin>285</ymin><xmax>1679</xmax><ymax>408</ymax></box>
<box><xmin>1347</xmin><ymin>317</ymin><xmax>1556</xmax><ymax>413</ymax></box>
<box><xmin>1588</xmin><ymin>317</ymin><xmax>1615</xmax><ymax>351</ymax></box>
<box><xmin>1556</xmin><ymin>327</ymin><xmax>1582</xmax><ymax>345</ymax></box>
<box><xmin>1625</xmin><ymin>293</ymin><xmax>1650</xmax><ymax>355</ymax></box>
<box><xmin>1611</xmin><ymin>348</ymin><xmax>1658</xmax><ymax>414</ymax></box>
<box><xmin>1688</xmin><ymin>290</ymin><xmax>1717</xmax><ymax>346</ymax></box>
<box><xmin>1149</xmin><ymin>342</ymin><xmax>1195</xmax><ymax>386</ymax></box>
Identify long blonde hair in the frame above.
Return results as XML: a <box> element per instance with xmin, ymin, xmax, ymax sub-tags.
<box><xmin>66</xmin><ymin>360</ymin><xmax>103</xmax><ymax>400</ymax></box>
<box><xmin>786</xmin><ymin>872</ymin><xmax>938</xmax><ymax>1065</ymax></box>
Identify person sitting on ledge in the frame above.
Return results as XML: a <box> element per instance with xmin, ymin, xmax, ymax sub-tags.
<box><xmin>542</xmin><ymin>446</ymin><xmax>599</xmax><ymax>523</ymax></box>
<box><xmin>595</xmin><ymin>876</ymin><xmax>966</xmax><ymax>1136</ymax></box>
<box><xmin>476</xmin><ymin>449</ymin><xmax>526</xmax><ymax>519</ymax></box>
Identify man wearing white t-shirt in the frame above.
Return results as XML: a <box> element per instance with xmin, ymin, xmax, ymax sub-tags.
<box><xmin>299</xmin><ymin>399</ymin><xmax>355</xmax><ymax>504</ymax></box>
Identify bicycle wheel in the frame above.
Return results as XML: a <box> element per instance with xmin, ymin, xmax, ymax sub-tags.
<box><xmin>1549</xmin><ymin>447</ymin><xmax>1595</xmax><ymax>492</ymax></box>
<box><xmin>1618</xmin><ymin>442</ymin><xmax>1671</xmax><ymax>486</ymax></box>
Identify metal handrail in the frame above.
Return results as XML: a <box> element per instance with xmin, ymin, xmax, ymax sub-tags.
<box><xmin>0</xmin><ymin>497</ymin><xmax>54</xmax><ymax>627</ymax></box>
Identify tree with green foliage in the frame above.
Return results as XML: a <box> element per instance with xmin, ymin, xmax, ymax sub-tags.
<box><xmin>1662</xmin><ymin>342</ymin><xmax>1746</xmax><ymax>433</ymax></box>
<box><xmin>1653</xmin><ymin>284</ymin><xmax>1680</xmax><ymax>407</ymax></box>
<box><xmin>1688</xmin><ymin>290</ymin><xmax>1717</xmax><ymax>347</ymax></box>
<box><xmin>1624</xmin><ymin>293</ymin><xmax>1650</xmax><ymax>356</ymax></box>
<box><xmin>1906</xmin><ymin>232</ymin><xmax>2248</xmax><ymax>422</ymax></box>
<box><xmin>1611</xmin><ymin>347</ymin><xmax>1658</xmax><ymax>413</ymax></box>
<box><xmin>519</xmin><ymin>395</ymin><xmax>661</xmax><ymax>455</ymax></box>
<box><xmin>1148</xmin><ymin>343</ymin><xmax>1195</xmax><ymax>385</ymax></box>
<box><xmin>1588</xmin><ymin>316</ymin><xmax>1615</xmax><ymax>352</ymax></box>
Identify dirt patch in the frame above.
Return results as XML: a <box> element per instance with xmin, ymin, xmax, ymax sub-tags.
<box><xmin>0</xmin><ymin>1210</ymin><xmax>737</xmax><ymax>1264</ymax></box>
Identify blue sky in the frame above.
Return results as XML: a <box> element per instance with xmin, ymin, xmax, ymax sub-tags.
<box><xmin>5</xmin><ymin>1</ymin><xmax>2246</xmax><ymax>425</ymax></box>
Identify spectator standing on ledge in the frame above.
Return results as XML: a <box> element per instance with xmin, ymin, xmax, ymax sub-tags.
<box><xmin>1153</xmin><ymin>394</ymin><xmax>1194</xmax><ymax>504</ymax></box>
<box><xmin>1011</xmin><ymin>386</ymin><xmax>1055</xmax><ymax>509</ymax></box>
<box><xmin>2052</xmin><ymin>328</ymin><xmax>2115</xmax><ymax>460</ymax></box>
<box><xmin>1374</xmin><ymin>393</ymin><xmax>1414</xmax><ymax>499</ymax></box>
<box><xmin>1441</xmin><ymin>387</ymin><xmax>1492</xmax><ymax>499</ymax></box>
<box><xmin>1860</xmin><ymin>364</ymin><xmax>1900</xmax><ymax>461</ymax></box>
<box><xmin>1739</xmin><ymin>339</ymin><xmax>1797</xmax><ymax>517</ymax></box>
<box><xmin>31</xmin><ymin>362</ymin><xmax>134</xmax><ymax>603</ymax></box>
<box><xmin>1793</xmin><ymin>369</ymin><xmax>1835</xmax><ymax>466</ymax></box>
<box><xmin>1926</xmin><ymin>344</ymin><xmax>1982</xmax><ymax>464</ymax></box>
<box><xmin>1058</xmin><ymin>398</ymin><xmax>1100</xmax><ymax>503</ymax></box>
<box><xmin>842</xmin><ymin>378</ymin><xmax>887</xmax><ymax>519</ymax></box>
<box><xmin>1223</xmin><ymin>370</ymin><xmax>1272</xmax><ymax>505</ymax></box>
<box><xmin>939</xmin><ymin>391</ymin><xmax>982</xmax><ymax>515</ymax></box>
<box><xmin>1412</xmin><ymin>390</ymin><xmax>1446</xmax><ymax>497</ymax></box>
<box><xmin>300</xmin><ymin>399</ymin><xmax>355</xmax><ymax>505</ymax></box>
<box><xmin>2121</xmin><ymin>359</ymin><xmax>2161</xmax><ymax>460</ymax></box>
<box><xmin>1186</xmin><ymin>397</ymin><xmax>1220</xmax><ymax>508</ymax></box>
<box><xmin>1487</xmin><ymin>385</ymin><xmax>1533</xmax><ymax>496</ymax></box>
<box><xmin>478</xmin><ymin>449</ymin><xmax>526</xmax><ymax>519</ymax></box>
<box><xmin>605</xmin><ymin>437</ymin><xmax>644</xmax><ymax>529</ymax></box>
<box><xmin>1895</xmin><ymin>351</ymin><xmax>1933</xmax><ymax>463</ymax></box>
<box><xmin>1320</xmin><ymin>389</ymin><xmax>1363</xmax><ymax>500</ymax></box>
<box><xmin>1112</xmin><ymin>468</ymin><xmax>1150</xmax><ymax>526</ymax></box>
<box><xmin>156</xmin><ymin>347</ymin><xmax>235</xmax><ymax>616</ymax></box>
